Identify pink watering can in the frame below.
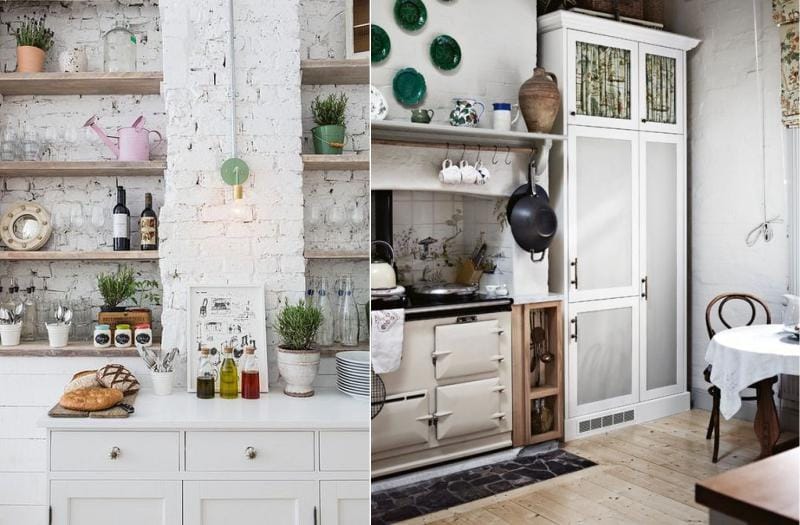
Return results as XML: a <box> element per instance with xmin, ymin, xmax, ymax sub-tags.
<box><xmin>83</xmin><ymin>115</ymin><xmax>163</xmax><ymax>161</ymax></box>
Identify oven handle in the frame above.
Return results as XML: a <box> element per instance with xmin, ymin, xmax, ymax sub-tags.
<box><xmin>433</xmin><ymin>410</ymin><xmax>453</xmax><ymax>418</ymax></box>
<box><xmin>431</xmin><ymin>350</ymin><xmax>452</xmax><ymax>357</ymax></box>
<box><xmin>491</xmin><ymin>385</ymin><xmax>506</xmax><ymax>393</ymax></box>
<box><xmin>489</xmin><ymin>354</ymin><xmax>504</xmax><ymax>362</ymax></box>
<box><xmin>491</xmin><ymin>412</ymin><xmax>506</xmax><ymax>420</ymax></box>
<box><xmin>490</xmin><ymin>328</ymin><xmax>505</xmax><ymax>335</ymax></box>
<box><xmin>415</xmin><ymin>414</ymin><xmax>434</xmax><ymax>422</ymax></box>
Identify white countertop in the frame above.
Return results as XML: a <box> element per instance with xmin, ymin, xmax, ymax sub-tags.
<box><xmin>40</xmin><ymin>388</ymin><xmax>369</xmax><ymax>431</ymax></box>
<box><xmin>513</xmin><ymin>293</ymin><xmax>564</xmax><ymax>305</ymax></box>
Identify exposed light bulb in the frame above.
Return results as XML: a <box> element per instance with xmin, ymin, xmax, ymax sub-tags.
<box><xmin>230</xmin><ymin>184</ymin><xmax>250</xmax><ymax>220</ymax></box>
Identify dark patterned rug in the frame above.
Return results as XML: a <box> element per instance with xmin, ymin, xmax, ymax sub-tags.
<box><xmin>371</xmin><ymin>449</ymin><xmax>596</xmax><ymax>524</ymax></box>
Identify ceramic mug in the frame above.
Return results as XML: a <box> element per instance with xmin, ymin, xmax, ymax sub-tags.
<box><xmin>492</xmin><ymin>102</ymin><xmax>520</xmax><ymax>131</ymax></box>
<box><xmin>459</xmin><ymin>160</ymin><xmax>479</xmax><ymax>184</ymax></box>
<box><xmin>476</xmin><ymin>160</ymin><xmax>491</xmax><ymax>185</ymax></box>
<box><xmin>58</xmin><ymin>47</ymin><xmax>88</xmax><ymax>73</ymax></box>
<box><xmin>439</xmin><ymin>159</ymin><xmax>461</xmax><ymax>184</ymax></box>
<box><xmin>411</xmin><ymin>109</ymin><xmax>435</xmax><ymax>124</ymax></box>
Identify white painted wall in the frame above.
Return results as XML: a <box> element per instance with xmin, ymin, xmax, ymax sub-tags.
<box><xmin>665</xmin><ymin>0</ymin><xmax>792</xmax><ymax>412</ymax></box>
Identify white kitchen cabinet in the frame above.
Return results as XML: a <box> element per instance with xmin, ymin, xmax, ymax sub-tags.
<box><xmin>320</xmin><ymin>480</ymin><xmax>370</xmax><ymax>525</ymax></box>
<box><xmin>567</xmin><ymin>126</ymin><xmax>640</xmax><ymax>302</ymax></box>
<box><xmin>184</xmin><ymin>481</ymin><xmax>317</xmax><ymax>525</ymax></box>
<box><xmin>50</xmin><ymin>480</ymin><xmax>180</xmax><ymax>525</ymax></box>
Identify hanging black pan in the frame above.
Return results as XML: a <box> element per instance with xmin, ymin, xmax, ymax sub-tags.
<box><xmin>506</xmin><ymin>162</ymin><xmax>557</xmax><ymax>262</ymax></box>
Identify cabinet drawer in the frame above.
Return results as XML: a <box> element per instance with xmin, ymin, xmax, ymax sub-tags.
<box><xmin>319</xmin><ymin>431</ymin><xmax>368</xmax><ymax>471</ymax></box>
<box><xmin>186</xmin><ymin>431</ymin><xmax>314</xmax><ymax>472</ymax></box>
<box><xmin>50</xmin><ymin>431</ymin><xmax>179</xmax><ymax>472</ymax></box>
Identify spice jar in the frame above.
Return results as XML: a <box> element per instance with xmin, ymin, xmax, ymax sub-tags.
<box><xmin>93</xmin><ymin>324</ymin><xmax>112</xmax><ymax>348</ymax></box>
<box><xmin>134</xmin><ymin>323</ymin><xmax>152</xmax><ymax>347</ymax></box>
<box><xmin>114</xmin><ymin>324</ymin><xmax>132</xmax><ymax>348</ymax></box>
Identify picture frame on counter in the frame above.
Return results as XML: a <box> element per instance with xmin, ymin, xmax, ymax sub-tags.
<box><xmin>186</xmin><ymin>284</ymin><xmax>268</xmax><ymax>393</ymax></box>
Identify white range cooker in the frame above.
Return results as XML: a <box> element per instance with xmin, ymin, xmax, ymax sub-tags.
<box><xmin>371</xmin><ymin>293</ymin><xmax>513</xmax><ymax>477</ymax></box>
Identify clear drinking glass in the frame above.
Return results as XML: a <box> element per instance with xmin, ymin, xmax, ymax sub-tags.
<box><xmin>103</xmin><ymin>24</ymin><xmax>137</xmax><ymax>72</ymax></box>
<box><xmin>326</xmin><ymin>207</ymin><xmax>346</xmax><ymax>228</ymax></box>
<box><xmin>305</xmin><ymin>276</ymin><xmax>317</xmax><ymax>307</ymax></box>
<box><xmin>358</xmin><ymin>301</ymin><xmax>369</xmax><ymax>343</ymax></box>
<box><xmin>21</xmin><ymin>129</ymin><xmax>40</xmax><ymax>161</ymax></box>
<box><xmin>0</xmin><ymin>126</ymin><xmax>18</xmax><ymax>161</ymax></box>
<box><xmin>340</xmin><ymin>276</ymin><xmax>359</xmax><ymax>347</ymax></box>
<box><xmin>315</xmin><ymin>277</ymin><xmax>333</xmax><ymax>346</ymax></box>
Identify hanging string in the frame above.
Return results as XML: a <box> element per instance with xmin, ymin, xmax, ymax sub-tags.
<box><xmin>745</xmin><ymin>0</ymin><xmax>783</xmax><ymax>247</ymax></box>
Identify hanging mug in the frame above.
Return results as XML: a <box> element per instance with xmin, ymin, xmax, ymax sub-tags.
<box><xmin>492</xmin><ymin>102</ymin><xmax>520</xmax><ymax>131</ymax></box>
<box><xmin>58</xmin><ymin>47</ymin><xmax>88</xmax><ymax>73</ymax></box>
<box><xmin>439</xmin><ymin>159</ymin><xmax>461</xmax><ymax>184</ymax></box>
<box><xmin>449</xmin><ymin>99</ymin><xmax>485</xmax><ymax>127</ymax></box>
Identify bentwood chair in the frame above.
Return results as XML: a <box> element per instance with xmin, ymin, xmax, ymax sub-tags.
<box><xmin>704</xmin><ymin>293</ymin><xmax>772</xmax><ymax>463</ymax></box>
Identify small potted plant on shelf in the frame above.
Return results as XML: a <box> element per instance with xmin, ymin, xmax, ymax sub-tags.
<box><xmin>274</xmin><ymin>299</ymin><xmax>323</xmax><ymax>398</ymax></box>
<box><xmin>14</xmin><ymin>16</ymin><xmax>54</xmax><ymax>73</ymax></box>
<box><xmin>311</xmin><ymin>93</ymin><xmax>348</xmax><ymax>155</ymax></box>
<box><xmin>97</xmin><ymin>266</ymin><xmax>137</xmax><ymax>313</ymax></box>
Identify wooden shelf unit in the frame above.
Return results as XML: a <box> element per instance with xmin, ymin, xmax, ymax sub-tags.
<box><xmin>304</xmin><ymin>250</ymin><xmax>368</xmax><ymax>260</ymax></box>
<box><xmin>301</xmin><ymin>154</ymin><xmax>369</xmax><ymax>171</ymax></box>
<box><xmin>0</xmin><ymin>250</ymin><xmax>159</xmax><ymax>262</ymax></box>
<box><xmin>511</xmin><ymin>300</ymin><xmax>564</xmax><ymax>447</ymax></box>
<box><xmin>300</xmin><ymin>59</ymin><xmax>369</xmax><ymax>85</ymax></box>
<box><xmin>0</xmin><ymin>160</ymin><xmax>166</xmax><ymax>177</ymax></box>
<box><xmin>0</xmin><ymin>72</ymin><xmax>163</xmax><ymax>96</ymax></box>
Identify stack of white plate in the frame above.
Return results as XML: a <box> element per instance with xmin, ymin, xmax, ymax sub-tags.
<box><xmin>336</xmin><ymin>351</ymin><xmax>369</xmax><ymax>398</ymax></box>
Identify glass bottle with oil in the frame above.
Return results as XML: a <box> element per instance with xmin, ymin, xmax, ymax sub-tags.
<box><xmin>219</xmin><ymin>345</ymin><xmax>239</xmax><ymax>399</ymax></box>
<box><xmin>240</xmin><ymin>345</ymin><xmax>260</xmax><ymax>399</ymax></box>
<box><xmin>196</xmin><ymin>346</ymin><xmax>215</xmax><ymax>399</ymax></box>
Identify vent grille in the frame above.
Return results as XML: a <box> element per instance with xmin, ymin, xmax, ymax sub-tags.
<box><xmin>578</xmin><ymin>408</ymin><xmax>635</xmax><ymax>433</ymax></box>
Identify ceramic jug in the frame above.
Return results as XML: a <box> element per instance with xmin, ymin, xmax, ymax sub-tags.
<box><xmin>449</xmin><ymin>99</ymin><xmax>485</xmax><ymax>127</ymax></box>
<box><xmin>518</xmin><ymin>67</ymin><xmax>561</xmax><ymax>133</ymax></box>
<box><xmin>783</xmin><ymin>294</ymin><xmax>800</xmax><ymax>334</ymax></box>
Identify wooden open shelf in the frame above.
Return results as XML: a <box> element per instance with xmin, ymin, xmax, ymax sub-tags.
<box><xmin>512</xmin><ymin>300</ymin><xmax>564</xmax><ymax>447</ymax></box>
<box><xmin>304</xmin><ymin>250</ymin><xmax>368</xmax><ymax>260</ymax></box>
<box><xmin>302</xmin><ymin>154</ymin><xmax>369</xmax><ymax>171</ymax></box>
<box><xmin>0</xmin><ymin>160</ymin><xmax>166</xmax><ymax>177</ymax></box>
<box><xmin>300</xmin><ymin>59</ymin><xmax>369</xmax><ymax>85</ymax></box>
<box><xmin>0</xmin><ymin>340</ymin><xmax>151</xmax><ymax>357</ymax></box>
<box><xmin>0</xmin><ymin>250</ymin><xmax>159</xmax><ymax>262</ymax></box>
<box><xmin>0</xmin><ymin>72</ymin><xmax>163</xmax><ymax>96</ymax></box>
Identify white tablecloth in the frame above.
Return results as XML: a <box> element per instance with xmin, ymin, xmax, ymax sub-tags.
<box><xmin>705</xmin><ymin>324</ymin><xmax>799</xmax><ymax>419</ymax></box>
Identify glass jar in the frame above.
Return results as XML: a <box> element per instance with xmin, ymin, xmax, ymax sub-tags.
<box><xmin>114</xmin><ymin>324</ymin><xmax>132</xmax><ymax>348</ymax></box>
<box><xmin>134</xmin><ymin>323</ymin><xmax>152</xmax><ymax>347</ymax></box>
<box><xmin>196</xmin><ymin>346</ymin><xmax>216</xmax><ymax>399</ymax></box>
<box><xmin>94</xmin><ymin>324</ymin><xmax>112</xmax><ymax>348</ymax></box>
<box><xmin>103</xmin><ymin>24</ymin><xmax>137</xmax><ymax>72</ymax></box>
<box><xmin>240</xmin><ymin>345</ymin><xmax>260</xmax><ymax>399</ymax></box>
<box><xmin>219</xmin><ymin>346</ymin><xmax>239</xmax><ymax>399</ymax></box>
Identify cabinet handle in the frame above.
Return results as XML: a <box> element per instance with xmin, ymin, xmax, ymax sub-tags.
<box><xmin>570</xmin><ymin>110</ymin><xmax>577</xmax><ymax>116</ymax></box>
<box><xmin>314</xmin><ymin>505</ymin><xmax>318</xmax><ymax>525</ymax></box>
<box><xmin>641</xmin><ymin>276</ymin><xmax>648</xmax><ymax>300</ymax></box>
<box><xmin>641</xmin><ymin>118</ymin><xmax>647</xmax><ymax>123</ymax></box>
<box><xmin>570</xmin><ymin>317</ymin><xmax>578</xmax><ymax>342</ymax></box>
<box><xmin>108</xmin><ymin>446</ymin><xmax>120</xmax><ymax>460</ymax></box>
<box><xmin>570</xmin><ymin>258</ymin><xmax>578</xmax><ymax>289</ymax></box>
<box><xmin>244</xmin><ymin>446</ymin><xmax>257</xmax><ymax>459</ymax></box>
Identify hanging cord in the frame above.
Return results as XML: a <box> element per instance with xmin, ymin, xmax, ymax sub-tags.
<box><xmin>228</xmin><ymin>0</ymin><xmax>237</xmax><ymax>159</ymax></box>
<box><xmin>745</xmin><ymin>0</ymin><xmax>782</xmax><ymax>247</ymax></box>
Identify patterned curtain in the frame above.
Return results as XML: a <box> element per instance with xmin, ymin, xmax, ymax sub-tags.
<box><xmin>773</xmin><ymin>0</ymin><xmax>799</xmax><ymax>128</ymax></box>
<box><xmin>575</xmin><ymin>42</ymin><xmax>631</xmax><ymax>120</ymax></box>
<box><xmin>645</xmin><ymin>54</ymin><xmax>677</xmax><ymax>124</ymax></box>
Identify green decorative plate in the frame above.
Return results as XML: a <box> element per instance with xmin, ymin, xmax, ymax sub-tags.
<box><xmin>392</xmin><ymin>68</ymin><xmax>427</xmax><ymax>107</ymax></box>
<box><xmin>394</xmin><ymin>0</ymin><xmax>427</xmax><ymax>31</ymax></box>
<box><xmin>430</xmin><ymin>34</ymin><xmax>461</xmax><ymax>71</ymax></box>
<box><xmin>371</xmin><ymin>25</ymin><xmax>390</xmax><ymax>63</ymax></box>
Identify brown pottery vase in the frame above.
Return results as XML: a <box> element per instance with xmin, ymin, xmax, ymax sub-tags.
<box><xmin>518</xmin><ymin>67</ymin><xmax>561</xmax><ymax>133</ymax></box>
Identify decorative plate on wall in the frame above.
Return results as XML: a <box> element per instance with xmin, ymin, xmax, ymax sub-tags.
<box><xmin>430</xmin><ymin>35</ymin><xmax>461</xmax><ymax>70</ymax></box>
<box><xmin>394</xmin><ymin>0</ymin><xmax>427</xmax><ymax>31</ymax></box>
<box><xmin>370</xmin><ymin>85</ymin><xmax>389</xmax><ymax>121</ymax></box>
<box><xmin>0</xmin><ymin>201</ymin><xmax>52</xmax><ymax>251</ymax></box>
<box><xmin>371</xmin><ymin>25</ymin><xmax>391</xmax><ymax>63</ymax></box>
<box><xmin>393</xmin><ymin>68</ymin><xmax>427</xmax><ymax>107</ymax></box>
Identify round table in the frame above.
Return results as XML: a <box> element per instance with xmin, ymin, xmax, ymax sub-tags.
<box><xmin>705</xmin><ymin>324</ymin><xmax>799</xmax><ymax>457</ymax></box>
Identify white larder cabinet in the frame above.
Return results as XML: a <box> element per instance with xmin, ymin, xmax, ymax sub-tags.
<box><xmin>539</xmin><ymin>10</ymin><xmax>697</xmax><ymax>438</ymax></box>
<box><xmin>184</xmin><ymin>481</ymin><xmax>317</xmax><ymax>524</ymax></box>
<box><xmin>50</xmin><ymin>480</ymin><xmax>181</xmax><ymax>525</ymax></box>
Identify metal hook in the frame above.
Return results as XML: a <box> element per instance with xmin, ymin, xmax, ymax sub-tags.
<box><xmin>475</xmin><ymin>145</ymin><xmax>482</xmax><ymax>165</ymax></box>
<box><xmin>444</xmin><ymin>142</ymin><xmax>450</xmax><ymax>160</ymax></box>
<box><xmin>504</xmin><ymin>146</ymin><xmax>512</xmax><ymax>165</ymax></box>
<box><xmin>491</xmin><ymin>146</ymin><xmax>499</xmax><ymax>165</ymax></box>
<box><xmin>460</xmin><ymin>144</ymin><xmax>467</xmax><ymax>162</ymax></box>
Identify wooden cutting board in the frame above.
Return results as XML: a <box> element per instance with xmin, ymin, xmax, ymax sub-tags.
<box><xmin>48</xmin><ymin>394</ymin><xmax>137</xmax><ymax>419</ymax></box>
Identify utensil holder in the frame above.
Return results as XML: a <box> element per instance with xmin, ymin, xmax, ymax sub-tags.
<box><xmin>456</xmin><ymin>260</ymin><xmax>483</xmax><ymax>285</ymax></box>
<box><xmin>46</xmin><ymin>323</ymin><xmax>70</xmax><ymax>348</ymax></box>
<box><xmin>151</xmin><ymin>370</ymin><xmax>174</xmax><ymax>396</ymax></box>
<box><xmin>0</xmin><ymin>323</ymin><xmax>22</xmax><ymax>346</ymax></box>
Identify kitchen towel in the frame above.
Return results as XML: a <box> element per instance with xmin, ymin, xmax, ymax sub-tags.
<box><xmin>371</xmin><ymin>308</ymin><xmax>405</xmax><ymax>374</ymax></box>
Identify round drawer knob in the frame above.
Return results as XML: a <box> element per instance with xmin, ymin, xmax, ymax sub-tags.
<box><xmin>641</xmin><ymin>118</ymin><xmax>647</xmax><ymax>123</ymax></box>
<box><xmin>108</xmin><ymin>446</ymin><xmax>121</xmax><ymax>460</ymax></box>
<box><xmin>245</xmin><ymin>446</ymin><xmax>257</xmax><ymax>459</ymax></box>
<box><xmin>569</xmin><ymin>111</ymin><xmax>577</xmax><ymax>116</ymax></box>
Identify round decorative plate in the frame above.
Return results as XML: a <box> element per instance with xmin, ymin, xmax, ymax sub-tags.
<box><xmin>371</xmin><ymin>25</ymin><xmax>390</xmax><ymax>63</ymax></box>
<box><xmin>394</xmin><ymin>0</ymin><xmax>427</xmax><ymax>31</ymax></box>
<box><xmin>392</xmin><ymin>68</ymin><xmax>427</xmax><ymax>107</ymax></box>
<box><xmin>370</xmin><ymin>85</ymin><xmax>388</xmax><ymax>121</ymax></box>
<box><xmin>430</xmin><ymin>34</ymin><xmax>461</xmax><ymax>70</ymax></box>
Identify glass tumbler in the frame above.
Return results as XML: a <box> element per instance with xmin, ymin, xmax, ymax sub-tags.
<box><xmin>340</xmin><ymin>276</ymin><xmax>359</xmax><ymax>347</ymax></box>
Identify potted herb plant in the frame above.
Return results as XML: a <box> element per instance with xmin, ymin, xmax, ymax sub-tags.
<box><xmin>311</xmin><ymin>93</ymin><xmax>348</xmax><ymax>155</ymax></box>
<box><xmin>97</xmin><ymin>266</ymin><xmax>137</xmax><ymax>313</ymax></box>
<box><xmin>274</xmin><ymin>299</ymin><xmax>323</xmax><ymax>397</ymax></box>
<box><xmin>14</xmin><ymin>16</ymin><xmax>54</xmax><ymax>73</ymax></box>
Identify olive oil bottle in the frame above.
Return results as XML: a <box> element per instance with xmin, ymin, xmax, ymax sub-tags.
<box><xmin>196</xmin><ymin>346</ymin><xmax>215</xmax><ymax>399</ymax></box>
<box><xmin>219</xmin><ymin>346</ymin><xmax>239</xmax><ymax>399</ymax></box>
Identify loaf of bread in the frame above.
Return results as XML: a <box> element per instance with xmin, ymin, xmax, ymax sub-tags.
<box><xmin>59</xmin><ymin>387</ymin><xmax>123</xmax><ymax>412</ymax></box>
<box><xmin>64</xmin><ymin>370</ymin><xmax>100</xmax><ymax>393</ymax></box>
<box><xmin>96</xmin><ymin>364</ymin><xmax>140</xmax><ymax>396</ymax></box>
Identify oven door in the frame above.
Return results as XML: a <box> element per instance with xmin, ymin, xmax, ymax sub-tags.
<box><xmin>434</xmin><ymin>378</ymin><xmax>506</xmax><ymax>441</ymax></box>
<box><xmin>372</xmin><ymin>391</ymin><xmax>432</xmax><ymax>453</ymax></box>
<box><xmin>433</xmin><ymin>319</ymin><xmax>504</xmax><ymax>380</ymax></box>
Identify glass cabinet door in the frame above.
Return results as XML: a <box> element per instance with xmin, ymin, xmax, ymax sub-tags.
<box><xmin>567</xmin><ymin>126</ymin><xmax>640</xmax><ymax>302</ymax></box>
<box><xmin>640</xmin><ymin>133</ymin><xmax>686</xmax><ymax>400</ymax></box>
<box><xmin>567</xmin><ymin>297</ymin><xmax>639</xmax><ymax>417</ymax></box>
<box><xmin>567</xmin><ymin>30</ymin><xmax>639</xmax><ymax>129</ymax></box>
<box><xmin>639</xmin><ymin>43</ymin><xmax>684</xmax><ymax>134</ymax></box>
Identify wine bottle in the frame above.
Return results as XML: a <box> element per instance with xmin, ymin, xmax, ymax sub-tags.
<box><xmin>139</xmin><ymin>192</ymin><xmax>158</xmax><ymax>250</ymax></box>
<box><xmin>112</xmin><ymin>186</ymin><xmax>130</xmax><ymax>251</ymax></box>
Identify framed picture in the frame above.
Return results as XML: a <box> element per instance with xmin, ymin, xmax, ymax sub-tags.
<box><xmin>186</xmin><ymin>285</ymin><xmax>268</xmax><ymax>393</ymax></box>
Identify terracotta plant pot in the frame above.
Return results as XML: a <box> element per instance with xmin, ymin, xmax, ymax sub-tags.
<box><xmin>277</xmin><ymin>346</ymin><xmax>320</xmax><ymax>398</ymax></box>
<box><xmin>518</xmin><ymin>67</ymin><xmax>561</xmax><ymax>133</ymax></box>
<box><xmin>16</xmin><ymin>46</ymin><xmax>46</xmax><ymax>73</ymax></box>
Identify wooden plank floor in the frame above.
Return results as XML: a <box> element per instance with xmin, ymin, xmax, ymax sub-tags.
<box><xmin>395</xmin><ymin>409</ymin><xmax>794</xmax><ymax>524</ymax></box>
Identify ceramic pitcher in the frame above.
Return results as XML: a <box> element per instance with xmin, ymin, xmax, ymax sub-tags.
<box><xmin>449</xmin><ymin>99</ymin><xmax>485</xmax><ymax>127</ymax></box>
